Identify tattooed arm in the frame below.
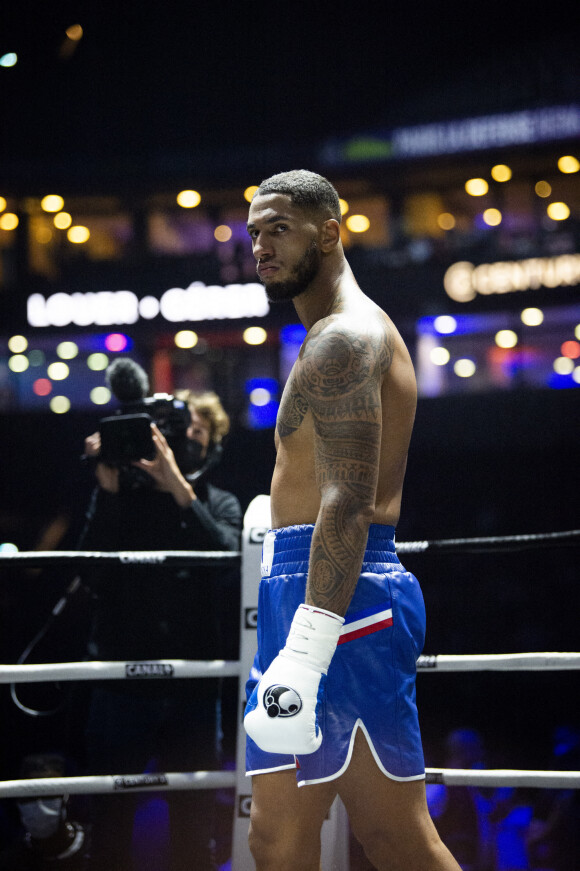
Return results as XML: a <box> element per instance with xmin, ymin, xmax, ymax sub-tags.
<box><xmin>299</xmin><ymin>317</ymin><xmax>393</xmax><ymax>616</ymax></box>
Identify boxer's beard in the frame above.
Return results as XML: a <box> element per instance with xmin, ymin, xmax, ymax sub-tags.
<box><xmin>260</xmin><ymin>240</ymin><xmax>321</xmax><ymax>303</ymax></box>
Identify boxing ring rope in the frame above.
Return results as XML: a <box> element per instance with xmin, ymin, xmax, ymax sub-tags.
<box><xmin>1</xmin><ymin>651</ymin><xmax>579</xmax><ymax>685</ymax></box>
<box><xmin>1</xmin><ymin>497</ymin><xmax>579</xmax><ymax>871</ymax></box>
<box><xmin>1</xmin><ymin>768</ymin><xmax>579</xmax><ymax>801</ymax></box>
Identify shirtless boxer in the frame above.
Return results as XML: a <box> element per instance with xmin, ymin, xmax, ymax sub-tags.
<box><xmin>244</xmin><ymin>170</ymin><xmax>460</xmax><ymax>870</ymax></box>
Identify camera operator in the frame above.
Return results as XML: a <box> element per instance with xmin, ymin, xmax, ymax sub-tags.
<box><xmin>77</xmin><ymin>365</ymin><xmax>242</xmax><ymax>871</ymax></box>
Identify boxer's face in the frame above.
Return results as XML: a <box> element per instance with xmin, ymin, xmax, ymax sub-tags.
<box><xmin>247</xmin><ymin>192</ymin><xmax>322</xmax><ymax>302</ymax></box>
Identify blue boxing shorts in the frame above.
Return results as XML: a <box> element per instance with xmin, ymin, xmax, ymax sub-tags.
<box><xmin>245</xmin><ymin>524</ymin><xmax>427</xmax><ymax>787</ymax></box>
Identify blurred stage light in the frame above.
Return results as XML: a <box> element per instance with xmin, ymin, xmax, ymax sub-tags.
<box><xmin>553</xmin><ymin>356</ymin><xmax>574</xmax><ymax>375</ymax></box>
<box><xmin>8</xmin><ymin>335</ymin><xmax>28</xmax><ymax>353</ymax></box>
<box><xmin>50</xmin><ymin>396</ymin><xmax>71</xmax><ymax>414</ymax></box>
<box><xmin>0</xmin><ymin>197</ymin><xmax>6</xmax><ymax>212</ymax></box>
<box><xmin>174</xmin><ymin>330</ymin><xmax>198</xmax><ymax>348</ymax></box>
<box><xmin>521</xmin><ymin>307</ymin><xmax>544</xmax><ymax>326</ymax></box>
<box><xmin>339</xmin><ymin>199</ymin><xmax>349</xmax><ymax>215</ymax></box>
<box><xmin>177</xmin><ymin>190</ymin><xmax>201</xmax><ymax>208</ymax></box>
<box><xmin>558</xmin><ymin>155</ymin><xmax>580</xmax><ymax>174</ymax></box>
<box><xmin>491</xmin><ymin>164</ymin><xmax>512</xmax><ymax>182</ymax></box>
<box><xmin>434</xmin><ymin>315</ymin><xmax>457</xmax><ymax>334</ymax></box>
<box><xmin>244</xmin><ymin>186</ymin><xmax>259</xmax><ymax>203</ymax></box>
<box><xmin>56</xmin><ymin>341</ymin><xmax>79</xmax><ymax>359</ymax></box>
<box><xmin>41</xmin><ymin>195</ymin><xmax>65</xmax><ymax>213</ymax></box>
<box><xmin>561</xmin><ymin>340</ymin><xmax>580</xmax><ymax>359</ymax></box>
<box><xmin>483</xmin><ymin>208</ymin><xmax>502</xmax><ymax>227</ymax></box>
<box><xmin>54</xmin><ymin>212</ymin><xmax>72</xmax><ymax>229</ymax></box>
<box><xmin>534</xmin><ymin>181</ymin><xmax>552</xmax><ymax>198</ymax></box>
<box><xmin>454</xmin><ymin>359</ymin><xmax>476</xmax><ymax>378</ymax></box>
<box><xmin>243</xmin><ymin>326</ymin><xmax>267</xmax><ymax>345</ymax></box>
<box><xmin>346</xmin><ymin>214</ymin><xmax>370</xmax><ymax>233</ymax></box>
<box><xmin>8</xmin><ymin>355</ymin><xmax>29</xmax><ymax>373</ymax></box>
<box><xmin>0</xmin><ymin>213</ymin><xmax>19</xmax><ymax>230</ymax></box>
<box><xmin>214</xmin><ymin>225</ymin><xmax>232</xmax><ymax>242</ymax></box>
<box><xmin>547</xmin><ymin>202</ymin><xmax>570</xmax><ymax>221</ymax></box>
<box><xmin>33</xmin><ymin>378</ymin><xmax>52</xmax><ymax>396</ymax></box>
<box><xmin>47</xmin><ymin>362</ymin><xmax>69</xmax><ymax>380</ymax></box>
<box><xmin>90</xmin><ymin>387</ymin><xmax>111</xmax><ymax>405</ymax></box>
<box><xmin>437</xmin><ymin>213</ymin><xmax>455</xmax><ymax>230</ymax></box>
<box><xmin>249</xmin><ymin>388</ymin><xmax>271</xmax><ymax>406</ymax></box>
<box><xmin>104</xmin><ymin>334</ymin><xmax>129</xmax><ymax>352</ymax></box>
<box><xmin>67</xmin><ymin>225</ymin><xmax>90</xmax><ymax>243</ymax></box>
<box><xmin>0</xmin><ymin>53</ymin><xmax>17</xmax><ymax>68</ymax></box>
<box><xmin>465</xmin><ymin>178</ymin><xmax>488</xmax><ymax>196</ymax></box>
<box><xmin>430</xmin><ymin>347</ymin><xmax>450</xmax><ymax>366</ymax></box>
<box><xmin>495</xmin><ymin>330</ymin><xmax>518</xmax><ymax>349</ymax></box>
<box><xmin>87</xmin><ymin>353</ymin><xmax>109</xmax><ymax>371</ymax></box>
<box><xmin>65</xmin><ymin>24</ymin><xmax>83</xmax><ymax>41</ymax></box>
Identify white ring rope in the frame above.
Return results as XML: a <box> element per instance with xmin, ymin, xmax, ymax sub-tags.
<box><xmin>0</xmin><ymin>768</ymin><xmax>577</xmax><ymax>799</ymax></box>
<box><xmin>0</xmin><ymin>550</ymin><xmax>240</xmax><ymax>568</ymax></box>
<box><xmin>2</xmin><ymin>653</ymin><xmax>578</xmax><ymax>684</ymax></box>
<box><xmin>0</xmin><ymin>659</ymin><xmax>241</xmax><ymax>684</ymax></box>
<box><xmin>0</xmin><ymin>771</ymin><xmax>237</xmax><ymax>799</ymax></box>
<box><xmin>417</xmin><ymin>652</ymin><xmax>580</xmax><ymax>671</ymax></box>
<box><xmin>425</xmin><ymin>769</ymin><xmax>580</xmax><ymax>789</ymax></box>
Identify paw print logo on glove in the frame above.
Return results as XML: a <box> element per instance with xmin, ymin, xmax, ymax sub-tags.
<box><xmin>263</xmin><ymin>685</ymin><xmax>303</xmax><ymax>718</ymax></box>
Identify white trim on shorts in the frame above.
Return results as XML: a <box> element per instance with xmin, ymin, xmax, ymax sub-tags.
<box><xmin>246</xmin><ymin>719</ymin><xmax>426</xmax><ymax>786</ymax></box>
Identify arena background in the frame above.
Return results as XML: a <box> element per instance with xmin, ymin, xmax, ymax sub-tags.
<box><xmin>0</xmin><ymin>0</ymin><xmax>579</xmax><ymax>866</ymax></box>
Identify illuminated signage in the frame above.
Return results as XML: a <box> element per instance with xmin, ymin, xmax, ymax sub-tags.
<box><xmin>322</xmin><ymin>104</ymin><xmax>580</xmax><ymax>164</ymax></box>
<box><xmin>444</xmin><ymin>255</ymin><xmax>580</xmax><ymax>302</ymax></box>
<box><xmin>27</xmin><ymin>281</ymin><xmax>269</xmax><ymax>328</ymax></box>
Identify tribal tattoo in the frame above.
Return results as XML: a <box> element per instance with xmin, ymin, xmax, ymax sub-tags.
<box><xmin>278</xmin><ymin>317</ymin><xmax>394</xmax><ymax>614</ymax></box>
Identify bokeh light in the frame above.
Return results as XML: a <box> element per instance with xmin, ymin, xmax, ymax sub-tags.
<box><xmin>345</xmin><ymin>214</ymin><xmax>370</xmax><ymax>233</ymax></box>
<box><xmin>8</xmin><ymin>335</ymin><xmax>28</xmax><ymax>353</ymax></box>
<box><xmin>547</xmin><ymin>202</ymin><xmax>570</xmax><ymax>221</ymax></box>
<box><xmin>339</xmin><ymin>198</ymin><xmax>349</xmax><ymax>216</ymax></box>
<box><xmin>243</xmin><ymin>326</ymin><xmax>267</xmax><ymax>345</ymax></box>
<box><xmin>553</xmin><ymin>356</ymin><xmax>574</xmax><ymax>375</ymax></box>
<box><xmin>176</xmin><ymin>190</ymin><xmax>201</xmax><ymax>208</ymax></box>
<box><xmin>47</xmin><ymin>362</ymin><xmax>70</xmax><ymax>380</ymax></box>
<box><xmin>243</xmin><ymin>186</ymin><xmax>259</xmax><ymax>203</ymax></box>
<box><xmin>174</xmin><ymin>330</ymin><xmax>198</xmax><ymax>349</ymax></box>
<box><xmin>50</xmin><ymin>396</ymin><xmax>71</xmax><ymax>414</ymax></box>
<box><xmin>8</xmin><ymin>355</ymin><xmax>29</xmax><ymax>373</ymax></box>
<box><xmin>521</xmin><ymin>307</ymin><xmax>544</xmax><ymax>326</ymax></box>
<box><xmin>56</xmin><ymin>341</ymin><xmax>79</xmax><ymax>359</ymax></box>
<box><xmin>214</xmin><ymin>225</ymin><xmax>232</xmax><ymax>242</ymax></box>
<box><xmin>67</xmin><ymin>225</ymin><xmax>90</xmax><ymax>243</ymax></box>
<box><xmin>90</xmin><ymin>386</ymin><xmax>111</xmax><ymax>405</ymax></box>
<box><xmin>104</xmin><ymin>334</ymin><xmax>128</xmax><ymax>352</ymax></box>
<box><xmin>491</xmin><ymin>164</ymin><xmax>512</xmax><ymax>182</ymax></box>
<box><xmin>41</xmin><ymin>195</ymin><xmax>64</xmax><ymax>213</ymax></box>
<box><xmin>557</xmin><ymin>155</ymin><xmax>580</xmax><ymax>174</ymax></box>
<box><xmin>495</xmin><ymin>330</ymin><xmax>518</xmax><ymax>349</ymax></box>
<box><xmin>0</xmin><ymin>213</ymin><xmax>19</xmax><ymax>230</ymax></box>
<box><xmin>33</xmin><ymin>378</ymin><xmax>52</xmax><ymax>396</ymax></box>
<box><xmin>434</xmin><ymin>315</ymin><xmax>457</xmax><ymax>334</ymax></box>
<box><xmin>561</xmin><ymin>340</ymin><xmax>580</xmax><ymax>359</ymax></box>
<box><xmin>249</xmin><ymin>388</ymin><xmax>271</xmax><ymax>406</ymax></box>
<box><xmin>483</xmin><ymin>208</ymin><xmax>502</xmax><ymax>226</ymax></box>
<box><xmin>437</xmin><ymin>213</ymin><xmax>456</xmax><ymax>230</ymax></box>
<box><xmin>430</xmin><ymin>347</ymin><xmax>450</xmax><ymax>366</ymax></box>
<box><xmin>454</xmin><ymin>359</ymin><xmax>476</xmax><ymax>378</ymax></box>
<box><xmin>87</xmin><ymin>353</ymin><xmax>109</xmax><ymax>370</ymax></box>
<box><xmin>54</xmin><ymin>211</ymin><xmax>72</xmax><ymax>229</ymax></box>
<box><xmin>465</xmin><ymin>178</ymin><xmax>488</xmax><ymax>196</ymax></box>
<box><xmin>534</xmin><ymin>181</ymin><xmax>552</xmax><ymax>198</ymax></box>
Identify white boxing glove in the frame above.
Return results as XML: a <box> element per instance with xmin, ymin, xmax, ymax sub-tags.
<box><xmin>244</xmin><ymin>603</ymin><xmax>344</xmax><ymax>755</ymax></box>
